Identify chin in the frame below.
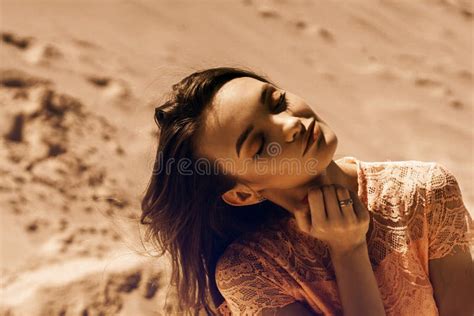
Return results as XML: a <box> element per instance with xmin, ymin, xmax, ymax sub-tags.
<box><xmin>311</xmin><ymin>129</ymin><xmax>337</xmax><ymax>170</ymax></box>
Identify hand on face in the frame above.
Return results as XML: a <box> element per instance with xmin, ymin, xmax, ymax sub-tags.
<box><xmin>293</xmin><ymin>184</ymin><xmax>370</xmax><ymax>256</ymax></box>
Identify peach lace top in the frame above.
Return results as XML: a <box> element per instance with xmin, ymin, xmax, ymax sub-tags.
<box><xmin>215</xmin><ymin>156</ymin><xmax>473</xmax><ymax>316</ymax></box>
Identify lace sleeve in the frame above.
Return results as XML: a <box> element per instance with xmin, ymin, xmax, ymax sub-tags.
<box><xmin>215</xmin><ymin>243</ymin><xmax>297</xmax><ymax>315</ymax></box>
<box><xmin>425</xmin><ymin>163</ymin><xmax>474</xmax><ymax>260</ymax></box>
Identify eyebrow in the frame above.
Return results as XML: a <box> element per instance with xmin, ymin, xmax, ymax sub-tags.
<box><xmin>235</xmin><ymin>83</ymin><xmax>271</xmax><ymax>158</ymax></box>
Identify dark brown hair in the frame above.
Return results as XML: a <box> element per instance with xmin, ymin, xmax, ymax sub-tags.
<box><xmin>140</xmin><ymin>67</ymin><xmax>291</xmax><ymax>315</ymax></box>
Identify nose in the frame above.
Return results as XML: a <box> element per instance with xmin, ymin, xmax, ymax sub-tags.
<box><xmin>284</xmin><ymin>118</ymin><xmax>304</xmax><ymax>143</ymax></box>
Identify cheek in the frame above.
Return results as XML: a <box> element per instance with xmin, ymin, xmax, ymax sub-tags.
<box><xmin>290</xmin><ymin>97</ymin><xmax>314</xmax><ymax>115</ymax></box>
<box><xmin>265</xmin><ymin>174</ymin><xmax>302</xmax><ymax>190</ymax></box>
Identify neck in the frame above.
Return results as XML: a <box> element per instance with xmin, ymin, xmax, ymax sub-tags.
<box><xmin>286</xmin><ymin>160</ymin><xmax>358</xmax><ymax>214</ymax></box>
<box><xmin>310</xmin><ymin>159</ymin><xmax>358</xmax><ymax>193</ymax></box>
<box><xmin>272</xmin><ymin>158</ymin><xmax>359</xmax><ymax>214</ymax></box>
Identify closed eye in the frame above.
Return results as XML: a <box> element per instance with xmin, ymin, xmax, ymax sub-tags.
<box><xmin>252</xmin><ymin>91</ymin><xmax>292</xmax><ymax>159</ymax></box>
<box><xmin>252</xmin><ymin>88</ymin><xmax>298</xmax><ymax>160</ymax></box>
<box><xmin>273</xmin><ymin>91</ymin><xmax>290</xmax><ymax>113</ymax></box>
<box><xmin>252</xmin><ymin>133</ymin><xmax>265</xmax><ymax>160</ymax></box>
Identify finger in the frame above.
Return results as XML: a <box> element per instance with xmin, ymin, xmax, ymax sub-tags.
<box><xmin>335</xmin><ymin>186</ymin><xmax>356</xmax><ymax>221</ymax></box>
<box><xmin>293</xmin><ymin>209</ymin><xmax>311</xmax><ymax>234</ymax></box>
<box><xmin>308</xmin><ymin>187</ymin><xmax>326</xmax><ymax>225</ymax></box>
<box><xmin>349</xmin><ymin>190</ymin><xmax>369</xmax><ymax>221</ymax></box>
<box><xmin>322</xmin><ymin>185</ymin><xmax>341</xmax><ymax>220</ymax></box>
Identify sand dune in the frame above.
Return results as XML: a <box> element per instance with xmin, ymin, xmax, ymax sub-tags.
<box><xmin>1</xmin><ymin>0</ymin><xmax>472</xmax><ymax>315</ymax></box>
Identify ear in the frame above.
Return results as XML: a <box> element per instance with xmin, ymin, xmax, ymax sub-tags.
<box><xmin>221</xmin><ymin>183</ymin><xmax>265</xmax><ymax>207</ymax></box>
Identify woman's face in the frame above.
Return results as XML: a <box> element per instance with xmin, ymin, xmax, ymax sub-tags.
<box><xmin>194</xmin><ymin>77</ymin><xmax>338</xmax><ymax>211</ymax></box>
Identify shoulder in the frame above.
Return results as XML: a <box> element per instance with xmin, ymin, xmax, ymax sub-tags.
<box><xmin>424</xmin><ymin>162</ymin><xmax>464</xmax><ymax>204</ymax></box>
<box><xmin>422</xmin><ymin>162</ymin><xmax>473</xmax><ymax>259</ymax></box>
<box><xmin>215</xmin><ymin>220</ymin><xmax>290</xmax><ymax>279</ymax></box>
<box><xmin>215</xmin><ymin>241</ymin><xmax>256</xmax><ymax>276</ymax></box>
<box><xmin>357</xmin><ymin>159</ymin><xmax>433</xmax><ymax>215</ymax></box>
<box><xmin>415</xmin><ymin>160</ymin><xmax>469</xmax><ymax>213</ymax></box>
<box><xmin>215</xmin><ymin>219</ymin><xmax>297</xmax><ymax>292</ymax></box>
<box><xmin>367</xmin><ymin>160</ymin><xmax>465</xmax><ymax>205</ymax></box>
<box><xmin>214</xmin><ymin>233</ymin><xmax>299</xmax><ymax>315</ymax></box>
<box><xmin>364</xmin><ymin>159</ymin><xmax>460</xmax><ymax>189</ymax></box>
<box><xmin>347</xmin><ymin>157</ymin><xmax>433</xmax><ymax>199</ymax></box>
<box><xmin>359</xmin><ymin>158</ymin><xmax>433</xmax><ymax>183</ymax></box>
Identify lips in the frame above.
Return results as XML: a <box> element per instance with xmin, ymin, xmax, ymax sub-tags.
<box><xmin>313</xmin><ymin>123</ymin><xmax>320</xmax><ymax>143</ymax></box>
<box><xmin>303</xmin><ymin>119</ymin><xmax>316</xmax><ymax>156</ymax></box>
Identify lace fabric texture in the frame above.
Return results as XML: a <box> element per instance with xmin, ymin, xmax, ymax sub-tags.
<box><xmin>215</xmin><ymin>157</ymin><xmax>473</xmax><ymax>316</ymax></box>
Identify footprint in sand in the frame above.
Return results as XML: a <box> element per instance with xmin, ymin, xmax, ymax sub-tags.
<box><xmin>1</xmin><ymin>31</ymin><xmax>63</xmax><ymax>65</ymax></box>
<box><xmin>23</xmin><ymin>43</ymin><xmax>63</xmax><ymax>65</ymax></box>
<box><xmin>1</xmin><ymin>70</ymin><xmax>67</xmax><ymax>162</ymax></box>
<box><xmin>457</xmin><ymin>69</ymin><xmax>472</xmax><ymax>82</ymax></box>
<box><xmin>86</xmin><ymin>75</ymin><xmax>131</xmax><ymax>101</ymax></box>
<box><xmin>412</xmin><ymin>75</ymin><xmax>443</xmax><ymax>87</ymax></box>
<box><xmin>447</xmin><ymin>99</ymin><xmax>463</xmax><ymax>109</ymax></box>
<box><xmin>297</xmin><ymin>23</ymin><xmax>335</xmax><ymax>43</ymax></box>
<box><xmin>25</xmin><ymin>217</ymin><xmax>50</xmax><ymax>233</ymax></box>
<box><xmin>315</xmin><ymin>27</ymin><xmax>335</xmax><ymax>42</ymax></box>
<box><xmin>256</xmin><ymin>4</ymin><xmax>281</xmax><ymax>18</ymax></box>
<box><xmin>1</xmin><ymin>31</ymin><xmax>33</xmax><ymax>49</ymax></box>
<box><xmin>143</xmin><ymin>273</ymin><xmax>161</xmax><ymax>299</ymax></box>
<box><xmin>41</xmin><ymin>224</ymin><xmax>120</xmax><ymax>257</ymax></box>
<box><xmin>2</xmin><ymin>68</ymin><xmax>119</xmax><ymax>154</ymax></box>
<box><xmin>354</xmin><ymin>62</ymin><xmax>406</xmax><ymax>81</ymax></box>
<box><xmin>0</xmin><ymin>68</ymin><xmax>51</xmax><ymax>88</ymax></box>
<box><xmin>409</xmin><ymin>72</ymin><xmax>464</xmax><ymax>109</ymax></box>
<box><xmin>293</xmin><ymin>19</ymin><xmax>309</xmax><ymax>32</ymax></box>
<box><xmin>439</xmin><ymin>0</ymin><xmax>473</xmax><ymax>18</ymax></box>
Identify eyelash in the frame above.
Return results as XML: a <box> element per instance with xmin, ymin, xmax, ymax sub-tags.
<box><xmin>252</xmin><ymin>92</ymin><xmax>289</xmax><ymax>160</ymax></box>
<box><xmin>273</xmin><ymin>91</ymin><xmax>289</xmax><ymax>113</ymax></box>
<box><xmin>253</xmin><ymin>134</ymin><xmax>266</xmax><ymax>160</ymax></box>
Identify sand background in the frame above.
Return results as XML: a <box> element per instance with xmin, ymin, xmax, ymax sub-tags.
<box><xmin>1</xmin><ymin>0</ymin><xmax>472</xmax><ymax>315</ymax></box>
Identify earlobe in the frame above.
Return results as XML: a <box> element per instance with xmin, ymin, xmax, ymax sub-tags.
<box><xmin>221</xmin><ymin>186</ymin><xmax>266</xmax><ymax>206</ymax></box>
<box><xmin>221</xmin><ymin>193</ymin><xmax>245</xmax><ymax>206</ymax></box>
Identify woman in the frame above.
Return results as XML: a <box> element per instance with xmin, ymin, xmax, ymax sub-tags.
<box><xmin>140</xmin><ymin>67</ymin><xmax>473</xmax><ymax>315</ymax></box>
